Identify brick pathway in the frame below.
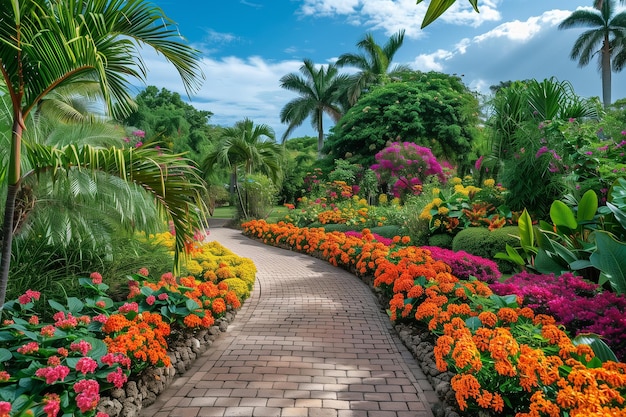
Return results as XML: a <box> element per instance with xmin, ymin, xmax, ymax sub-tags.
<box><xmin>140</xmin><ymin>224</ymin><xmax>436</xmax><ymax>417</ymax></box>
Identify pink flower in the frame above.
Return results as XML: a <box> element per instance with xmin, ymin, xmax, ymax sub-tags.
<box><xmin>93</xmin><ymin>314</ymin><xmax>108</xmax><ymax>323</ymax></box>
<box><xmin>157</xmin><ymin>293</ymin><xmax>169</xmax><ymax>301</ymax></box>
<box><xmin>70</xmin><ymin>340</ymin><xmax>92</xmax><ymax>356</ymax></box>
<box><xmin>75</xmin><ymin>357</ymin><xmax>98</xmax><ymax>375</ymax></box>
<box><xmin>57</xmin><ymin>348</ymin><xmax>69</xmax><ymax>357</ymax></box>
<box><xmin>101</xmin><ymin>353</ymin><xmax>131</xmax><ymax>369</ymax></box>
<box><xmin>138</xmin><ymin>267</ymin><xmax>149</xmax><ymax>277</ymax></box>
<box><xmin>29</xmin><ymin>315</ymin><xmax>39</xmax><ymax>325</ymax></box>
<box><xmin>474</xmin><ymin>155</ymin><xmax>483</xmax><ymax>171</ymax></box>
<box><xmin>535</xmin><ymin>146</ymin><xmax>549</xmax><ymax>158</ymax></box>
<box><xmin>0</xmin><ymin>371</ymin><xmax>10</xmax><ymax>382</ymax></box>
<box><xmin>73</xmin><ymin>379</ymin><xmax>100</xmax><ymax>413</ymax></box>
<box><xmin>43</xmin><ymin>393</ymin><xmax>61</xmax><ymax>417</ymax></box>
<box><xmin>53</xmin><ymin>312</ymin><xmax>78</xmax><ymax>329</ymax></box>
<box><xmin>35</xmin><ymin>365</ymin><xmax>70</xmax><ymax>384</ymax></box>
<box><xmin>47</xmin><ymin>356</ymin><xmax>61</xmax><ymax>366</ymax></box>
<box><xmin>18</xmin><ymin>289</ymin><xmax>41</xmax><ymax>304</ymax></box>
<box><xmin>106</xmin><ymin>367</ymin><xmax>128</xmax><ymax>389</ymax></box>
<box><xmin>118</xmin><ymin>302</ymin><xmax>139</xmax><ymax>314</ymax></box>
<box><xmin>96</xmin><ymin>301</ymin><xmax>106</xmax><ymax>308</ymax></box>
<box><xmin>146</xmin><ymin>295</ymin><xmax>156</xmax><ymax>306</ymax></box>
<box><xmin>0</xmin><ymin>402</ymin><xmax>11</xmax><ymax>416</ymax></box>
<box><xmin>90</xmin><ymin>272</ymin><xmax>103</xmax><ymax>284</ymax></box>
<box><xmin>17</xmin><ymin>341</ymin><xmax>39</xmax><ymax>355</ymax></box>
<box><xmin>161</xmin><ymin>272</ymin><xmax>175</xmax><ymax>284</ymax></box>
<box><xmin>132</xmin><ymin>130</ymin><xmax>145</xmax><ymax>138</ymax></box>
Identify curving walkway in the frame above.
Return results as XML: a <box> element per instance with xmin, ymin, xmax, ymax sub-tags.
<box><xmin>140</xmin><ymin>224</ymin><xmax>437</xmax><ymax>417</ymax></box>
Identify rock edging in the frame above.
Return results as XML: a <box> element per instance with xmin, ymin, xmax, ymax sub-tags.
<box><xmin>97</xmin><ymin>310</ymin><xmax>237</xmax><ymax>417</ymax></box>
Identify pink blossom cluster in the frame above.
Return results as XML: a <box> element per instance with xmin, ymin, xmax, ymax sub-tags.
<box><xmin>344</xmin><ymin>231</ymin><xmax>393</xmax><ymax>246</ymax></box>
<box><xmin>371</xmin><ymin>142</ymin><xmax>446</xmax><ymax>199</ymax></box>
<box><xmin>73</xmin><ymin>379</ymin><xmax>100</xmax><ymax>413</ymax></box>
<box><xmin>421</xmin><ymin>246</ymin><xmax>501</xmax><ymax>283</ymax></box>
<box><xmin>491</xmin><ymin>271</ymin><xmax>626</xmax><ymax>360</ymax></box>
<box><xmin>18</xmin><ymin>289</ymin><xmax>41</xmax><ymax>305</ymax></box>
<box><xmin>35</xmin><ymin>365</ymin><xmax>70</xmax><ymax>384</ymax></box>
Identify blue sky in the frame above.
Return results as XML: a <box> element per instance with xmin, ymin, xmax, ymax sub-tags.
<box><xmin>141</xmin><ymin>0</ymin><xmax>624</xmax><ymax>139</ymax></box>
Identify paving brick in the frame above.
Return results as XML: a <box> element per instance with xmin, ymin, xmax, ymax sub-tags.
<box><xmin>138</xmin><ymin>227</ymin><xmax>435</xmax><ymax>417</ymax></box>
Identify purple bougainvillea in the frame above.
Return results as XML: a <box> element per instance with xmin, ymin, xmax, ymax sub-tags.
<box><xmin>421</xmin><ymin>246</ymin><xmax>501</xmax><ymax>283</ymax></box>
<box><xmin>491</xmin><ymin>271</ymin><xmax>626</xmax><ymax>360</ymax></box>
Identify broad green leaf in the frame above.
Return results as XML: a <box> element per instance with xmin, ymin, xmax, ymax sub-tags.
<box><xmin>577</xmin><ymin>189</ymin><xmax>598</xmax><ymax>222</ymax></box>
<box><xmin>590</xmin><ymin>231</ymin><xmax>626</xmax><ymax>294</ymax></box>
<box><xmin>420</xmin><ymin>0</ymin><xmax>456</xmax><ymax>28</ymax></box>
<box><xmin>572</xmin><ymin>333</ymin><xmax>618</xmax><ymax>363</ymax></box>
<box><xmin>186</xmin><ymin>298</ymin><xmax>200</xmax><ymax>311</ymax></box>
<box><xmin>489</xmin><ymin>294</ymin><xmax>518</xmax><ymax>308</ymax></box>
<box><xmin>534</xmin><ymin>249</ymin><xmax>567</xmax><ymax>275</ymax></box>
<box><xmin>465</xmin><ymin>316</ymin><xmax>482</xmax><ymax>331</ymax></box>
<box><xmin>0</xmin><ymin>348</ymin><xmax>12</xmax><ymax>362</ymax></box>
<box><xmin>550</xmin><ymin>200</ymin><xmax>577</xmax><ymax>230</ymax></box>
<box><xmin>67</xmin><ymin>297</ymin><xmax>84</xmax><ymax>313</ymax></box>
<box><xmin>48</xmin><ymin>299</ymin><xmax>67</xmax><ymax>312</ymax></box>
<box><xmin>605</xmin><ymin>201</ymin><xmax>626</xmax><ymax>231</ymax></box>
<box><xmin>518</xmin><ymin>209</ymin><xmax>534</xmax><ymax>249</ymax></box>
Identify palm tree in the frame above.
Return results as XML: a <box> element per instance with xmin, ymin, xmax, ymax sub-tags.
<box><xmin>336</xmin><ymin>30</ymin><xmax>411</xmax><ymax>106</ymax></box>
<box><xmin>558</xmin><ymin>0</ymin><xmax>626</xmax><ymax>108</ymax></box>
<box><xmin>416</xmin><ymin>0</ymin><xmax>480</xmax><ymax>28</ymax></box>
<box><xmin>202</xmin><ymin>118</ymin><xmax>283</xmax><ymax>218</ymax></box>
<box><xmin>279</xmin><ymin>59</ymin><xmax>350</xmax><ymax>157</ymax></box>
<box><xmin>0</xmin><ymin>0</ymin><xmax>204</xmax><ymax>307</ymax></box>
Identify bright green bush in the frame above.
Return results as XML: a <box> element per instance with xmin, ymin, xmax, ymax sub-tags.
<box><xmin>427</xmin><ymin>233</ymin><xmax>453</xmax><ymax>249</ymax></box>
<box><xmin>452</xmin><ymin>226</ymin><xmax>519</xmax><ymax>273</ymax></box>
<box><xmin>370</xmin><ymin>225</ymin><xmax>405</xmax><ymax>239</ymax></box>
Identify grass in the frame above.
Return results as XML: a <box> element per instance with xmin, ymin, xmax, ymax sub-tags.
<box><xmin>210</xmin><ymin>205</ymin><xmax>290</xmax><ymax>222</ymax></box>
<box><xmin>211</xmin><ymin>205</ymin><xmax>236</xmax><ymax>218</ymax></box>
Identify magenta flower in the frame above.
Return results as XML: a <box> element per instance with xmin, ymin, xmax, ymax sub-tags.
<box><xmin>70</xmin><ymin>340</ymin><xmax>92</xmax><ymax>356</ymax></box>
<box><xmin>75</xmin><ymin>357</ymin><xmax>98</xmax><ymax>375</ymax></box>
<box><xmin>35</xmin><ymin>365</ymin><xmax>71</xmax><ymax>384</ymax></box>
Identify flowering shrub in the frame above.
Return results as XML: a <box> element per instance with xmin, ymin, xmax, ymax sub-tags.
<box><xmin>241</xmin><ymin>219</ymin><xmax>626</xmax><ymax>416</ymax></box>
<box><xmin>419</xmin><ymin>177</ymin><xmax>511</xmax><ymax>235</ymax></box>
<box><xmin>421</xmin><ymin>246</ymin><xmax>501</xmax><ymax>283</ymax></box>
<box><xmin>370</xmin><ymin>142</ymin><xmax>447</xmax><ymax>200</ymax></box>
<box><xmin>0</xmin><ymin>288</ymin><xmax>129</xmax><ymax>417</ymax></box>
<box><xmin>491</xmin><ymin>271</ymin><xmax>626</xmax><ymax>360</ymax></box>
<box><xmin>0</xmin><ymin>238</ymin><xmax>252</xmax><ymax>416</ymax></box>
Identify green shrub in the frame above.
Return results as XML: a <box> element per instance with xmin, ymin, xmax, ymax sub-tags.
<box><xmin>370</xmin><ymin>225</ymin><xmax>405</xmax><ymax>238</ymax></box>
<box><xmin>428</xmin><ymin>233</ymin><xmax>453</xmax><ymax>249</ymax></box>
<box><xmin>323</xmin><ymin>223</ymin><xmax>353</xmax><ymax>233</ymax></box>
<box><xmin>452</xmin><ymin>226</ymin><xmax>519</xmax><ymax>273</ymax></box>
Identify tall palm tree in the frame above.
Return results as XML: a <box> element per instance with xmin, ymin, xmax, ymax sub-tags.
<box><xmin>279</xmin><ymin>59</ymin><xmax>350</xmax><ymax>157</ymax></box>
<box><xmin>558</xmin><ymin>0</ymin><xmax>626</xmax><ymax>108</ymax></box>
<box><xmin>202</xmin><ymin>118</ymin><xmax>283</xmax><ymax>218</ymax></box>
<box><xmin>0</xmin><ymin>0</ymin><xmax>204</xmax><ymax>307</ymax></box>
<box><xmin>336</xmin><ymin>30</ymin><xmax>411</xmax><ymax>106</ymax></box>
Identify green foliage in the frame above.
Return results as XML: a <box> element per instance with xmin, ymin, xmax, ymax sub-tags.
<box><xmin>238</xmin><ymin>174</ymin><xmax>278</xmax><ymax>220</ymax></box>
<box><xmin>427</xmin><ymin>233</ymin><xmax>454</xmax><ymax>249</ymax></box>
<box><xmin>322</xmin><ymin>71</ymin><xmax>480</xmax><ymax>171</ymax></box>
<box><xmin>122</xmin><ymin>86</ymin><xmax>216</xmax><ymax>161</ymax></box>
<box><xmin>279</xmin><ymin>136</ymin><xmax>317</xmax><ymax>203</ymax></box>
<box><xmin>369</xmin><ymin>225</ymin><xmax>404</xmax><ymax>239</ymax></box>
<box><xmin>452</xmin><ymin>226</ymin><xmax>520</xmax><ymax>273</ymax></box>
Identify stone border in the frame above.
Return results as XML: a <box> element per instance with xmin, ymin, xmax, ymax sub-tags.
<box><xmin>97</xmin><ymin>310</ymin><xmax>238</xmax><ymax>417</ymax></box>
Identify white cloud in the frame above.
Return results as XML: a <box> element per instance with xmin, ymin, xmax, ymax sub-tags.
<box><xmin>412</xmin><ymin>49</ymin><xmax>453</xmax><ymax>72</ymax></box>
<box><xmin>474</xmin><ymin>9</ymin><xmax>571</xmax><ymax>43</ymax></box>
<box><xmin>142</xmin><ymin>49</ymin><xmax>313</xmax><ymax>138</ymax></box>
<box><xmin>299</xmin><ymin>0</ymin><xmax>502</xmax><ymax>38</ymax></box>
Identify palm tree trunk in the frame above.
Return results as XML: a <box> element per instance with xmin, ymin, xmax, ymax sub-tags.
<box><xmin>601</xmin><ymin>35</ymin><xmax>612</xmax><ymax>108</ymax></box>
<box><xmin>317</xmin><ymin>111</ymin><xmax>324</xmax><ymax>159</ymax></box>
<box><xmin>0</xmin><ymin>119</ymin><xmax>24</xmax><ymax>308</ymax></box>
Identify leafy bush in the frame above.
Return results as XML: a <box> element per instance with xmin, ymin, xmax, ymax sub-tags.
<box><xmin>427</xmin><ymin>234</ymin><xmax>453</xmax><ymax>249</ymax></box>
<box><xmin>452</xmin><ymin>226</ymin><xmax>519</xmax><ymax>273</ymax></box>
<box><xmin>369</xmin><ymin>225</ymin><xmax>404</xmax><ymax>239</ymax></box>
<box><xmin>238</xmin><ymin>174</ymin><xmax>278</xmax><ymax>219</ymax></box>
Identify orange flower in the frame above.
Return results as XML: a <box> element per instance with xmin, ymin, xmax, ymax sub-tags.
<box><xmin>183</xmin><ymin>314</ymin><xmax>203</xmax><ymax>328</ymax></box>
<box><xmin>496</xmin><ymin>307</ymin><xmax>518</xmax><ymax>324</ymax></box>
<box><xmin>478</xmin><ymin>311</ymin><xmax>497</xmax><ymax>328</ymax></box>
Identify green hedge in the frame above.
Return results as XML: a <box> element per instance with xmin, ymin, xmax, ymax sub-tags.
<box><xmin>452</xmin><ymin>226</ymin><xmax>520</xmax><ymax>274</ymax></box>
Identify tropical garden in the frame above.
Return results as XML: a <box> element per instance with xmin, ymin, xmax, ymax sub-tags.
<box><xmin>0</xmin><ymin>0</ymin><xmax>626</xmax><ymax>416</ymax></box>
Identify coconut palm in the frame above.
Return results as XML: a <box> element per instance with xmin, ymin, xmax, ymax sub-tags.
<box><xmin>558</xmin><ymin>0</ymin><xmax>626</xmax><ymax>108</ymax></box>
<box><xmin>417</xmin><ymin>0</ymin><xmax>480</xmax><ymax>28</ymax></box>
<box><xmin>280</xmin><ymin>60</ymin><xmax>350</xmax><ymax>156</ymax></box>
<box><xmin>336</xmin><ymin>30</ymin><xmax>411</xmax><ymax>106</ymax></box>
<box><xmin>202</xmin><ymin>118</ymin><xmax>283</xmax><ymax>218</ymax></box>
<box><xmin>0</xmin><ymin>0</ymin><xmax>205</xmax><ymax>307</ymax></box>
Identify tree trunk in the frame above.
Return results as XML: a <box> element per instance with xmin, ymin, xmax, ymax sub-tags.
<box><xmin>601</xmin><ymin>35</ymin><xmax>612</xmax><ymax>108</ymax></box>
<box><xmin>317</xmin><ymin>111</ymin><xmax>324</xmax><ymax>159</ymax></box>
<box><xmin>0</xmin><ymin>118</ymin><xmax>24</xmax><ymax>308</ymax></box>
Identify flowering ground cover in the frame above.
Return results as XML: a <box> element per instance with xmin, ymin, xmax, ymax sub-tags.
<box><xmin>0</xmin><ymin>234</ymin><xmax>255</xmax><ymax>417</ymax></box>
<box><xmin>242</xmin><ymin>219</ymin><xmax>626</xmax><ymax>417</ymax></box>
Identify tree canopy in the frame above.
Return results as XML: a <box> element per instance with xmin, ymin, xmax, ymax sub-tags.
<box><xmin>322</xmin><ymin>71</ymin><xmax>480</xmax><ymax>172</ymax></box>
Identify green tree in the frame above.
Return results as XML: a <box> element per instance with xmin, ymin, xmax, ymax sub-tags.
<box><xmin>279</xmin><ymin>59</ymin><xmax>350</xmax><ymax>156</ymax></box>
<box><xmin>202</xmin><ymin>118</ymin><xmax>283</xmax><ymax>219</ymax></box>
<box><xmin>322</xmin><ymin>71</ymin><xmax>480</xmax><ymax>171</ymax></box>
<box><xmin>122</xmin><ymin>86</ymin><xmax>214</xmax><ymax>158</ymax></box>
<box><xmin>0</xmin><ymin>0</ymin><xmax>204</xmax><ymax>307</ymax></box>
<box><xmin>336</xmin><ymin>30</ymin><xmax>411</xmax><ymax>106</ymax></box>
<box><xmin>279</xmin><ymin>136</ymin><xmax>317</xmax><ymax>204</ymax></box>
<box><xmin>558</xmin><ymin>0</ymin><xmax>626</xmax><ymax>108</ymax></box>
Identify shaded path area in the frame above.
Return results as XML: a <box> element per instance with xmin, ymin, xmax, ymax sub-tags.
<box><xmin>140</xmin><ymin>224</ymin><xmax>436</xmax><ymax>417</ymax></box>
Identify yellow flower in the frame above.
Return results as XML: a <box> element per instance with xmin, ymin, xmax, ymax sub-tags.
<box><xmin>432</xmin><ymin>187</ymin><xmax>440</xmax><ymax>196</ymax></box>
<box><xmin>438</xmin><ymin>206</ymin><xmax>449</xmax><ymax>215</ymax></box>
<box><xmin>452</xmin><ymin>177</ymin><xmax>463</xmax><ymax>185</ymax></box>
<box><xmin>483</xmin><ymin>179</ymin><xmax>495</xmax><ymax>187</ymax></box>
<box><xmin>432</xmin><ymin>198</ymin><xmax>443</xmax><ymax>207</ymax></box>
<box><xmin>379</xmin><ymin>194</ymin><xmax>388</xmax><ymax>205</ymax></box>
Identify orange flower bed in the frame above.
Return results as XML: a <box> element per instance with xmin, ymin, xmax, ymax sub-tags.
<box><xmin>241</xmin><ymin>219</ymin><xmax>626</xmax><ymax>417</ymax></box>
